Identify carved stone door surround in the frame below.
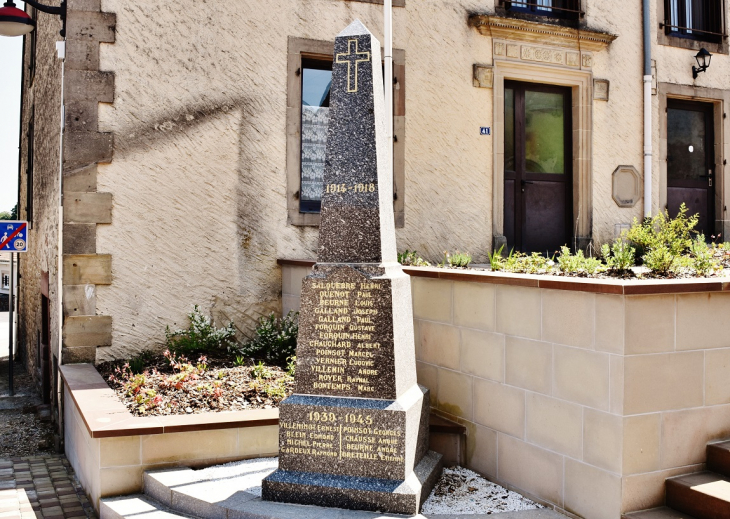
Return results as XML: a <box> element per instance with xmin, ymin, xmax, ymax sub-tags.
<box><xmin>469</xmin><ymin>16</ymin><xmax>616</xmax><ymax>251</ymax></box>
<box><xmin>657</xmin><ymin>83</ymin><xmax>728</xmax><ymax>238</ymax></box>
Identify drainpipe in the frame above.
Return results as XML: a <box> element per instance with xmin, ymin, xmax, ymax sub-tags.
<box><xmin>643</xmin><ymin>0</ymin><xmax>653</xmax><ymax>218</ymax></box>
<box><xmin>56</xmin><ymin>39</ymin><xmax>64</xmax><ymax>366</ymax></box>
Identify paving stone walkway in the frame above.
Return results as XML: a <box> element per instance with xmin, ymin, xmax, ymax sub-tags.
<box><xmin>0</xmin><ymin>456</ymin><xmax>96</xmax><ymax>519</ymax></box>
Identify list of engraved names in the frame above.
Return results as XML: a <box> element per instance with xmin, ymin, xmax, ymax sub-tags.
<box><xmin>280</xmin><ymin>410</ymin><xmax>405</xmax><ymax>464</ymax></box>
<box><xmin>306</xmin><ymin>279</ymin><xmax>391</xmax><ymax>395</ymax></box>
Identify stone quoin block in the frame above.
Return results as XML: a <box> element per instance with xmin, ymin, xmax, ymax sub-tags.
<box><xmin>63</xmin><ymin>192</ymin><xmax>113</xmax><ymax>224</ymax></box>
<box><xmin>63</xmin><ymin>224</ymin><xmax>97</xmax><ymax>254</ymax></box>
<box><xmin>63</xmin><ymin>254</ymin><xmax>112</xmax><ymax>285</ymax></box>
<box><xmin>63</xmin><ymin>315</ymin><xmax>112</xmax><ymax>347</ymax></box>
<box><xmin>65</xmin><ymin>11</ymin><xmax>116</xmax><ymax>43</ymax></box>
<box><xmin>64</xmin><ymin>70</ymin><xmax>115</xmax><ymax>103</ymax></box>
<box><xmin>63</xmin><ymin>164</ymin><xmax>98</xmax><ymax>193</ymax></box>
<box><xmin>64</xmin><ymin>131</ymin><xmax>113</xmax><ymax>171</ymax></box>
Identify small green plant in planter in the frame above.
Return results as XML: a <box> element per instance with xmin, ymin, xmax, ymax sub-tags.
<box><xmin>165</xmin><ymin>305</ymin><xmax>237</xmax><ymax>356</ymax></box>
<box><xmin>601</xmin><ymin>238</ymin><xmax>636</xmax><ymax>273</ymax></box>
<box><xmin>489</xmin><ymin>245</ymin><xmax>505</xmax><ymax>271</ymax></box>
<box><xmin>398</xmin><ymin>250</ymin><xmax>431</xmax><ymax>266</ymax></box>
<box><xmin>252</xmin><ymin>361</ymin><xmax>274</xmax><ymax>380</ymax></box>
<box><xmin>238</xmin><ymin>312</ymin><xmax>299</xmax><ymax>367</ymax></box>
<box><xmin>688</xmin><ymin>235</ymin><xmax>720</xmax><ymax>276</ymax></box>
<box><xmin>440</xmin><ymin>250</ymin><xmax>472</xmax><ymax>268</ymax></box>
<box><xmin>557</xmin><ymin>246</ymin><xmax>605</xmax><ymax>276</ymax></box>
<box><xmin>286</xmin><ymin>355</ymin><xmax>297</xmax><ymax>377</ymax></box>
<box><xmin>128</xmin><ymin>350</ymin><xmax>155</xmax><ymax>374</ymax></box>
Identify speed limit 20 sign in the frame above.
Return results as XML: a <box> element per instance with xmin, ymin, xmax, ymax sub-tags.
<box><xmin>0</xmin><ymin>221</ymin><xmax>28</xmax><ymax>253</ymax></box>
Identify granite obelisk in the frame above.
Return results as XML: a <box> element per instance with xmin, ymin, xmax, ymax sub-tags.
<box><xmin>262</xmin><ymin>21</ymin><xmax>442</xmax><ymax>514</ymax></box>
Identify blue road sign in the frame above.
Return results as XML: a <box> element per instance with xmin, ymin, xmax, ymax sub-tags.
<box><xmin>480</xmin><ymin>127</ymin><xmax>491</xmax><ymax>136</ymax></box>
<box><xmin>0</xmin><ymin>221</ymin><xmax>28</xmax><ymax>253</ymax></box>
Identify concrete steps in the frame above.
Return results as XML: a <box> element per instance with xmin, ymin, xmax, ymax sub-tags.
<box><xmin>708</xmin><ymin>442</ymin><xmax>730</xmax><ymax>478</ymax></box>
<box><xmin>666</xmin><ymin>472</ymin><xmax>730</xmax><ymax>519</ymax></box>
<box><xmin>624</xmin><ymin>441</ymin><xmax>730</xmax><ymax>519</ymax></box>
<box><xmin>100</xmin><ymin>494</ymin><xmax>194</xmax><ymax>519</ymax></box>
<box><xmin>100</xmin><ymin>461</ymin><xmax>569</xmax><ymax>519</ymax></box>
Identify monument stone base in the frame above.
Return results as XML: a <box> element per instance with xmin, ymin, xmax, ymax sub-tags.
<box><xmin>262</xmin><ymin>386</ymin><xmax>442</xmax><ymax>515</ymax></box>
<box><xmin>263</xmin><ymin>451</ymin><xmax>442</xmax><ymax>515</ymax></box>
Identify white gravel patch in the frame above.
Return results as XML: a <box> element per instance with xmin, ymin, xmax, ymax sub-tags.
<box><xmin>193</xmin><ymin>459</ymin><xmax>541</xmax><ymax>514</ymax></box>
<box><xmin>421</xmin><ymin>467</ymin><xmax>543</xmax><ymax>515</ymax></box>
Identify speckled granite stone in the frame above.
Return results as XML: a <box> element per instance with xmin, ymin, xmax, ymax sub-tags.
<box><xmin>317</xmin><ymin>20</ymin><xmax>396</xmax><ymax>265</ymax></box>
<box><xmin>262</xmin><ymin>20</ymin><xmax>441</xmax><ymax>515</ymax></box>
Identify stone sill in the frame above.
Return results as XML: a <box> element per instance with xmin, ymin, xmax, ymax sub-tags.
<box><xmin>59</xmin><ymin>364</ymin><xmax>279</xmax><ymax>439</ymax></box>
<box><xmin>277</xmin><ymin>258</ymin><xmax>730</xmax><ymax>295</ymax></box>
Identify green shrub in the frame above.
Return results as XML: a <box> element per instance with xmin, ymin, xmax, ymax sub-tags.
<box><xmin>556</xmin><ymin>246</ymin><xmax>605</xmax><ymax>275</ymax></box>
<box><xmin>165</xmin><ymin>305</ymin><xmax>237</xmax><ymax>356</ymax></box>
<box><xmin>601</xmin><ymin>239</ymin><xmax>636</xmax><ymax>273</ymax></box>
<box><xmin>689</xmin><ymin>235</ymin><xmax>719</xmax><ymax>276</ymax></box>
<box><xmin>238</xmin><ymin>312</ymin><xmax>299</xmax><ymax>367</ymax></box>
<box><xmin>441</xmin><ymin>250</ymin><xmax>472</xmax><ymax>268</ymax></box>
<box><xmin>398</xmin><ymin>250</ymin><xmax>431</xmax><ymax>266</ymax></box>
<box><xmin>626</xmin><ymin>204</ymin><xmax>698</xmax><ymax>274</ymax></box>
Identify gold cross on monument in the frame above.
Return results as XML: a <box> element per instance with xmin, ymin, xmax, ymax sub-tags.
<box><xmin>335</xmin><ymin>39</ymin><xmax>371</xmax><ymax>93</ymax></box>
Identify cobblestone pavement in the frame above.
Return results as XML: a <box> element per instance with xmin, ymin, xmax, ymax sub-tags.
<box><xmin>0</xmin><ymin>456</ymin><xmax>96</xmax><ymax>519</ymax></box>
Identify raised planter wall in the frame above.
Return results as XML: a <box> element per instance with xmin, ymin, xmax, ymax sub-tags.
<box><xmin>60</xmin><ymin>364</ymin><xmax>279</xmax><ymax>511</ymax></box>
<box><xmin>280</xmin><ymin>259</ymin><xmax>730</xmax><ymax>519</ymax></box>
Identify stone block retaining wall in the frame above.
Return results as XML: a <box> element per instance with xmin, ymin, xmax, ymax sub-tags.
<box><xmin>280</xmin><ymin>260</ymin><xmax>730</xmax><ymax>519</ymax></box>
<box><xmin>61</xmin><ymin>364</ymin><xmax>279</xmax><ymax>510</ymax></box>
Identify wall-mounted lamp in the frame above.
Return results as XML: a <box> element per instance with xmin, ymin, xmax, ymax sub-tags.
<box><xmin>0</xmin><ymin>0</ymin><xmax>66</xmax><ymax>38</ymax></box>
<box><xmin>692</xmin><ymin>48</ymin><xmax>712</xmax><ymax>79</ymax></box>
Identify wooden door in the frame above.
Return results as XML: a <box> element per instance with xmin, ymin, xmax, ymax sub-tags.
<box><xmin>504</xmin><ymin>82</ymin><xmax>573</xmax><ymax>254</ymax></box>
<box><xmin>667</xmin><ymin>99</ymin><xmax>715</xmax><ymax>238</ymax></box>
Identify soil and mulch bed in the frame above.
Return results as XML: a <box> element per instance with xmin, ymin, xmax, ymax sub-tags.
<box><xmin>97</xmin><ymin>353</ymin><xmax>294</xmax><ymax>417</ymax></box>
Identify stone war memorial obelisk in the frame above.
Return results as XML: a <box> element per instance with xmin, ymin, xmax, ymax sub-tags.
<box><xmin>262</xmin><ymin>20</ymin><xmax>442</xmax><ymax>515</ymax></box>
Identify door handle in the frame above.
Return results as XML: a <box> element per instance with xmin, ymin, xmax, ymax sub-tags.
<box><xmin>701</xmin><ymin>169</ymin><xmax>713</xmax><ymax>187</ymax></box>
<box><xmin>520</xmin><ymin>180</ymin><xmax>533</xmax><ymax>193</ymax></box>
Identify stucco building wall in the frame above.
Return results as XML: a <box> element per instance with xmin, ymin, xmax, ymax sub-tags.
<box><xmin>11</xmin><ymin>0</ymin><xmax>727</xmax><ymax>362</ymax></box>
<box><xmin>92</xmin><ymin>0</ymin><xmax>730</xmax><ymax>359</ymax></box>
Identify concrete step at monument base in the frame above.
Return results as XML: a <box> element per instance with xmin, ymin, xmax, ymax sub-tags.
<box><xmin>666</xmin><ymin>471</ymin><xmax>730</xmax><ymax>519</ymax></box>
<box><xmin>622</xmin><ymin>506</ymin><xmax>697</xmax><ymax>519</ymax></box>
<box><xmin>140</xmin><ymin>462</ymin><xmax>435</xmax><ymax>519</ymax></box>
<box><xmin>100</xmin><ymin>495</ymin><xmax>194</xmax><ymax>519</ymax></box>
<box><xmin>708</xmin><ymin>442</ymin><xmax>730</xmax><ymax>478</ymax></box>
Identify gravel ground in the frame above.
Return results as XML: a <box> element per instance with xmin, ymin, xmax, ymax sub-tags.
<box><xmin>0</xmin><ymin>355</ymin><xmax>56</xmax><ymax>458</ymax></box>
<box><xmin>421</xmin><ymin>467</ymin><xmax>543</xmax><ymax>514</ymax></box>
<box><xmin>190</xmin><ymin>458</ymin><xmax>543</xmax><ymax>514</ymax></box>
